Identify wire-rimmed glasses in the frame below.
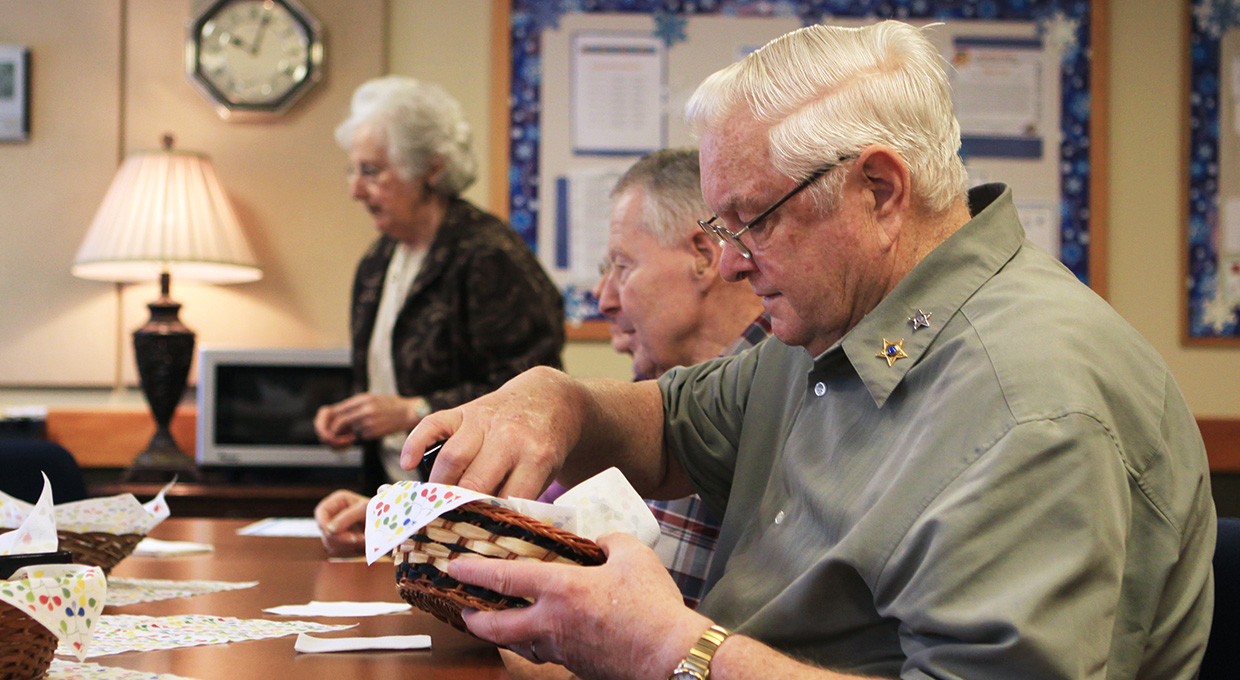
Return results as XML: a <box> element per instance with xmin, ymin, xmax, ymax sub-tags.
<box><xmin>698</xmin><ymin>156</ymin><xmax>855</xmax><ymax>259</ymax></box>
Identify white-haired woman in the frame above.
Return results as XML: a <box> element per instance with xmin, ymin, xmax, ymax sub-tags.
<box><xmin>314</xmin><ymin>77</ymin><xmax>564</xmax><ymax>553</ymax></box>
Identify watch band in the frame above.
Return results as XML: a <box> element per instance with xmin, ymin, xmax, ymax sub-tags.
<box><xmin>668</xmin><ymin>624</ymin><xmax>731</xmax><ymax>680</ymax></box>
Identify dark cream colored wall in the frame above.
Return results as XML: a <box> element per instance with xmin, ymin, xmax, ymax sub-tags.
<box><xmin>3</xmin><ymin>0</ymin><xmax>1235</xmax><ymax>410</ymax></box>
<box><xmin>0</xmin><ymin>0</ymin><xmax>386</xmax><ymax>388</ymax></box>
<box><xmin>1107</xmin><ymin>0</ymin><xmax>1240</xmax><ymax>418</ymax></box>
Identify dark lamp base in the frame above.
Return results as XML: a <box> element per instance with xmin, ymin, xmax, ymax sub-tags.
<box><xmin>123</xmin><ymin>427</ymin><xmax>201</xmax><ymax>483</ymax></box>
<box><xmin>123</xmin><ymin>271</ymin><xmax>201</xmax><ymax>483</ymax></box>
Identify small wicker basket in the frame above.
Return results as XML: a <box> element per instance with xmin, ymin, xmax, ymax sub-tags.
<box><xmin>0</xmin><ymin>601</ymin><xmax>57</xmax><ymax>680</ymax></box>
<box><xmin>1</xmin><ymin>530</ymin><xmax>142</xmax><ymax>575</ymax></box>
<box><xmin>395</xmin><ymin>501</ymin><xmax>606</xmax><ymax>634</ymax></box>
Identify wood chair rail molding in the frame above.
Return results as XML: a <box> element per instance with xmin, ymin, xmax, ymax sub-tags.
<box><xmin>45</xmin><ymin>408</ymin><xmax>197</xmax><ymax>468</ymax></box>
<box><xmin>38</xmin><ymin>408</ymin><xmax>1240</xmax><ymax>473</ymax></box>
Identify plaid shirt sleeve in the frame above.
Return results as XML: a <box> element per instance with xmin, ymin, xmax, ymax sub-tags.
<box><xmin>647</xmin><ymin>496</ymin><xmax>721</xmax><ymax>609</ymax></box>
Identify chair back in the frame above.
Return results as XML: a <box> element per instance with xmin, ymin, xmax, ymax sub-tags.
<box><xmin>0</xmin><ymin>439</ymin><xmax>88</xmax><ymax>503</ymax></box>
<box><xmin>1200</xmin><ymin>517</ymin><xmax>1240</xmax><ymax>679</ymax></box>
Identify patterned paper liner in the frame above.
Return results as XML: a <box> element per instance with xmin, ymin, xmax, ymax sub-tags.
<box><xmin>0</xmin><ymin>474</ymin><xmax>59</xmax><ymax>555</ymax></box>
<box><xmin>365</xmin><ymin>467</ymin><xmax>660</xmax><ymax>564</ymax></box>
<box><xmin>105</xmin><ymin>578</ymin><xmax>258</xmax><ymax>608</ymax></box>
<box><xmin>0</xmin><ymin>481</ymin><xmax>173</xmax><ymax>536</ymax></box>
<box><xmin>49</xmin><ymin>660</ymin><xmax>196</xmax><ymax>680</ymax></box>
<box><xmin>59</xmin><ymin>615</ymin><xmax>353</xmax><ymax>658</ymax></box>
<box><xmin>1</xmin><ymin>564</ymin><xmax>107</xmax><ymax>661</ymax></box>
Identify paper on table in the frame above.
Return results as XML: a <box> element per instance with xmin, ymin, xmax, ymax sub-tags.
<box><xmin>132</xmin><ymin>538</ymin><xmax>213</xmax><ymax>557</ymax></box>
<box><xmin>294</xmin><ymin>632</ymin><xmax>431</xmax><ymax>653</ymax></box>
<box><xmin>264</xmin><ymin>601</ymin><xmax>411</xmax><ymax>617</ymax></box>
<box><xmin>237</xmin><ymin>517</ymin><xmax>321</xmax><ymax>537</ymax></box>
<box><xmin>364</xmin><ymin>467</ymin><xmax>661</xmax><ymax>564</ymax></box>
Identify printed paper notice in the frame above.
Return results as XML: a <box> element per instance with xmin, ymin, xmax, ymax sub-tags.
<box><xmin>951</xmin><ymin>37</ymin><xmax>1046</xmax><ymax>158</ymax></box>
<box><xmin>572</xmin><ymin>33</ymin><xmax>665</xmax><ymax>155</ymax></box>
<box><xmin>1016</xmin><ymin>202</ymin><xmax>1060</xmax><ymax>259</ymax></box>
<box><xmin>566</xmin><ymin>165</ymin><xmax>628</xmax><ymax>284</ymax></box>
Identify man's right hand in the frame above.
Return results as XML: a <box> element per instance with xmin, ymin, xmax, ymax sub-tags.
<box><xmin>313</xmin><ymin>489</ymin><xmax>369</xmax><ymax>556</ymax></box>
<box><xmin>400</xmin><ymin>366</ymin><xmax>586</xmax><ymax>500</ymax></box>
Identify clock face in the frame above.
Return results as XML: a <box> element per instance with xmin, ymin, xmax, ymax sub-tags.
<box><xmin>187</xmin><ymin>0</ymin><xmax>323</xmax><ymax>120</ymax></box>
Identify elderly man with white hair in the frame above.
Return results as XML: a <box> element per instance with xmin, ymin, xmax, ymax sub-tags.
<box><xmin>404</xmin><ymin>22</ymin><xmax>1215</xmax><ymax>680</ymax></box>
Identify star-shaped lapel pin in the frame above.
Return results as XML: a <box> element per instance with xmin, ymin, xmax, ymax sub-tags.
<box><xmin>908</xmin><ymin>309</ymin><xmax>932</xmax><ymax>330</ymax></box>
<box><xmin>877</xmin><ymin>338</ymin><xmax>909</xmax><ymax>367</ymax></box>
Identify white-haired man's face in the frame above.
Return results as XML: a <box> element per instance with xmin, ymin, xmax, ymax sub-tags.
<box><xmin>598</xmin><ymin>186</ymin><xmax>707</xmax><ymax>379</ymax></box>
<box><xmin>699</xmin><ymin>115</ymin><xmax>891</xmax><ymax>355</ymax></box>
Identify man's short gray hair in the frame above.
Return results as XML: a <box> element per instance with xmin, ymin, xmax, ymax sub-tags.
<box><xmin>611</xmin><ymin>148</ymin><xmax>707</xmax><ymax>248</ymax></box>
<box><xmin>685</xmin><ymin>21</ymin><xmax>968</xmax><ymax>213</ymax></box>
<box><xmin>334</xmin><ymin>76</ymin><xmax>477</xmax><ymax>196</ymax></box>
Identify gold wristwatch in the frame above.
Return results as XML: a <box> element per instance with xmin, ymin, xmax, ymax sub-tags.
<box><xmin>668</xmin><ymin>624</ymin><xmax>731</xmax><ymax>680</ymax></box>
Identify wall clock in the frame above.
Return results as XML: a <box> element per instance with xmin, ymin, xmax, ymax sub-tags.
<box><xmin>186</xmin><ymin>0</ymin><xmax>324</xmax><ymax>121</ymax></box>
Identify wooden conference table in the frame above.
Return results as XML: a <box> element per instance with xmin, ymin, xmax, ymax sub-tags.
<box><xmin>101</xmin><ymin>518</ymin><xmax>509</xmax><ymax>680</ymax></box>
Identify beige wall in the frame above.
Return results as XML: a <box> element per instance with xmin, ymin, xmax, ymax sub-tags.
<box><xmin>1107</xmin><ymin>0</ymin><xmax>1240</xmax><ymax>419</ymax></box>
<box><xmin>392</xmin><ymin>0</ymin><xmax>1240</xmax><ymax>414</ymax></box>
<box><xmin>0</xmin><ymin>0</ymin><xmax>387</xmax><ymax>390</ymax></box>
<box><xmin>2</xmin><ymin>0</ymin><xmax>1235</xmax><ymax>416</ymax></box>
<box><xmin>383</xmin><ymin>0</ymin><xmax>631</xmax><ymax>381</ymax></box>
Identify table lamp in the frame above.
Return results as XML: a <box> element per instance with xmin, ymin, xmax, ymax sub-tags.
<box><xmin>72</xmin><ymin>134</ymin><xmax>261</xmax><ymax>482</ymax></box>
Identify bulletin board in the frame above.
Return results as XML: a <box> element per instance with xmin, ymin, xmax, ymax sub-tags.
<box><xmin>1186</xmin><ymin>0</ymin><xmax>1240</xmax><ymax>343</ymax></box>
<box><xmin>495</xmin><ymin>0</ymin><xmax>1108</xmax><ymax>330</ymax></box>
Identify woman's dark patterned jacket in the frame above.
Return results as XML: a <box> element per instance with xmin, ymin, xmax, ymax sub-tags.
<box><xmin>348</xmin><ymin>197</ymin><xmax>564</xmax><ymax>411</ymax></box>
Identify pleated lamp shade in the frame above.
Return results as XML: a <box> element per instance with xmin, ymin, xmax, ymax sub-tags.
<box><xmin>72</xmin><ymin>143</ymin><xmax>261</xmax><ymax>284</ymax></box>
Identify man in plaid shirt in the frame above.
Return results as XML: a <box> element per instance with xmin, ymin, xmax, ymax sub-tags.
<box><xmin>592</xmin><ymin>148</ymin><xmax>769</xmax><ymax>608</ymax></box>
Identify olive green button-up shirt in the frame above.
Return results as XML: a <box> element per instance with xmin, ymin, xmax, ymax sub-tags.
<box><xmin>659</xmin><ymin>184</ymin><xmax>1215</xmax><ymax>679</ymax></box>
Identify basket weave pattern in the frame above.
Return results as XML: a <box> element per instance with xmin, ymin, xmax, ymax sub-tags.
<box><xmin>55</xmin><ymin>531</ymin><xmax>143</xmax><ymax>574</ymax></box>
<box><xmin>395</xmin><ymin>501</ymin><xmax>605</xmax><ymax>634</ymax></box>
<box><xmin>0</xmin><ymin>601</ymin><xmax>57</xmax><ymax>680</ymax></box>
<box><xmin>1</xmin><ymin>529</ymin><xmax>142</xmax><ymax>575</ymax></box>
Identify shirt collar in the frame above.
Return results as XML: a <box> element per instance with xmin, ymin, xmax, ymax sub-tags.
<box><xmin>811</xmin><ymin>183</ymin><xmax>1024</xmax><ymax>407</ymax></box>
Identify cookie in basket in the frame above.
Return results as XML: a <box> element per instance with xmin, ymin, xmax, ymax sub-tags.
<box><xmin>394</xmin><ymin>500</ymin><xmax>605</xmax><ymax>633</ymax></box>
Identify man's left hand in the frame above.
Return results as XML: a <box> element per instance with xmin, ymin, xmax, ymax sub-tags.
<box><xmin>448</xmin><ymin>532</ymin><xmax>712</xmax><ymax>680</ymax></box>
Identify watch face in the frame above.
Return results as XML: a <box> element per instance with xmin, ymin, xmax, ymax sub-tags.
<box><xmin>188</xmin><ymin>0</ymin><xmax>322</xmax><ymax>117</ymax></box>
<box><xmin>669</xmin><ymin>672</ymin><xmax>705</xmax><ymax>680</ymax></box>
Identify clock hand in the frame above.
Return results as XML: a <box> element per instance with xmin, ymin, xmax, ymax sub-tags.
<box><xmin>250</xmin><ymin>8</ymin><xmax>273</xmax><ymax>56</ymax></box>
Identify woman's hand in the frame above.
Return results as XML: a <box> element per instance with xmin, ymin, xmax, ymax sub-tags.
<box><xmin>315</xmin><ymin>393</ymin><xmax>427</xmax><ymax>445</ymax></box>
<box><xmin>313</xmin><ymin>489</ymin><xmax>370</xmax><ymax>556</ymax></box>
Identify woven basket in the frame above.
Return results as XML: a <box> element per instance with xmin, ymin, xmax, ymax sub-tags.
<box><xmin>0</xmin><ymin>601</ymin><xmax>57</xmax><ymax>680</ymax></box>
<box><xmin>395</xmin><ymin>501</ymin><xmax>605</xmax><ymax>634</ymax></box>
<box><xmin>56</xmin><ymin>530</ymin><xmax>143</xmax><ymax>574</ymax></box>
<box><xmin>1</xmin><ymin>529</ymin><xmax>142</xmax><ymax>575</ymax></box>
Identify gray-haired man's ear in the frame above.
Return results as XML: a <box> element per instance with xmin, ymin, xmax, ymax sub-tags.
<box><xmin>689</xmin><ymin>229</ymin><xmax>722</xmax><ymax>278</ymax></box>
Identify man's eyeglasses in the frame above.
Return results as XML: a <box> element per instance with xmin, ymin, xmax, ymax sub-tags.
<box><xmin>698</xmin><ymin>156</ymin><xmax>855</xmax><ymax>259</ymax></box>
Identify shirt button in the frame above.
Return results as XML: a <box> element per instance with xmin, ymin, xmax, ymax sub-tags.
<box><xmin>813</xmin><ymin>382</ymin><xmax>826</xmax><ymax>397</ymax></box>
<box><xmin>774</xmin><ymin>510</ymin><xmax>786</xmax><ymax>525</ymax></box>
